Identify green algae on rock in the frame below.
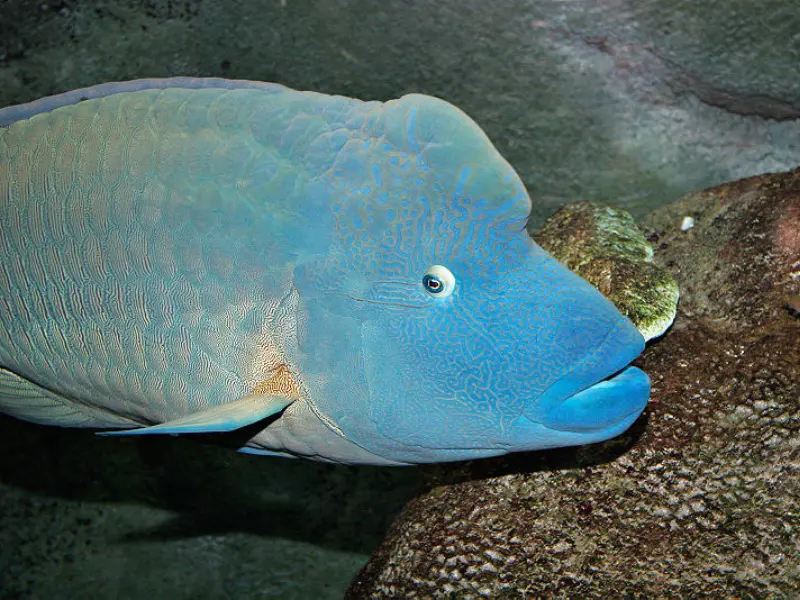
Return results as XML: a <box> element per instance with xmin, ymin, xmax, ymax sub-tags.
<box><xmin>535</xmin><ymin>202</ymin><xmax>679</xmax><ymax>341</ymax></box>
<box><xmin>534</xmin><ymin>202</ymin><xmax>679</xmax><ymax>340</ymax></box>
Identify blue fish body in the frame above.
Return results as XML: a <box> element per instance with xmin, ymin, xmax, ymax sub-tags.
<box><xmin>0</xmin><ymin>79</ymin><xmax>649</xmax><ymax>465</ymax></box>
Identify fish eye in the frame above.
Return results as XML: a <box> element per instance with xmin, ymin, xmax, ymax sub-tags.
<box><xmin>422</xmin><ymin>265</ymin><xmax>455</xmax><ymax>298</ymax></box>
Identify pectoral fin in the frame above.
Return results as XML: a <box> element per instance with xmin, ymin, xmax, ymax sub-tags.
<box><xmin>100</xmin><ymin>393</ymin><xmax>294</xmax><ymax>436</ymax></box>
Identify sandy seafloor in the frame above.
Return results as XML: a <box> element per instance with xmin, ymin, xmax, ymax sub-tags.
<box><xmin>1</xmin><ymin>1</ymin><xmax>799</xmax><ymax>598</ymax></box>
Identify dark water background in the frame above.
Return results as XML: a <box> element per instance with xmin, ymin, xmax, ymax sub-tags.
<box><xmin>0</xmin><ymin>1</ymin><xmax>798</xmax><ymax>598</ymax></box>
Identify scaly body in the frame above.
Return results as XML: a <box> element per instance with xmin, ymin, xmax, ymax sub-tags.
<box><xmin>0</xmin><ymin>79</ymin><xmax>649</xmax><ymax>465</ymax></box>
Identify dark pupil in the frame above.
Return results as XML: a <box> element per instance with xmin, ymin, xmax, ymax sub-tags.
<box><xmin>425</xmin><ymin>276</ymin><xmax>442</xmax><ymax>292</ymax></box>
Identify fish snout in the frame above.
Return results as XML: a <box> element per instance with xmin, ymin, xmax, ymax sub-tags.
<box><xmin>511</xmin><ymin>317</ymin><xmax>650</xmax><ymax>449</ymax></box>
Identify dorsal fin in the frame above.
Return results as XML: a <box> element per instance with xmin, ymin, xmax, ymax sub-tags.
<box><xmin>0</xmin><ymin>77</ymin><xmax>289</xmax><ymax>126</ymax></box>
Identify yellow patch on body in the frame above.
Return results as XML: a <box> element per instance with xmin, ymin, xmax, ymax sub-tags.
<box><xmin>251</xmin><ymin>363</ymin><xmax>301</xmax><ymax>399</ymax></box>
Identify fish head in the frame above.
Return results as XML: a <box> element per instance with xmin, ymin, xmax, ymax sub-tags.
<box><xmin>291</xmin><ymin>94</ymin><xmax>649</xmax><ymax>464</ymax></box>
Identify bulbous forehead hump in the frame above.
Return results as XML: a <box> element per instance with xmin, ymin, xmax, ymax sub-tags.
<box><xmin>379</xmin><ymin>93</ymin><xmax>531</xmax><ymax>222</ymax></box>
<box><xmin>321</xmin><ymin>93</ymin><xmax>533</xmax><ymax>272</ymax></box>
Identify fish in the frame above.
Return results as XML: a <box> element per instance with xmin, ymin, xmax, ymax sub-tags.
<box><xmin>0</xmin><ymin>78</ymin><xmax>650</xmax><ymax>465</ymax></box>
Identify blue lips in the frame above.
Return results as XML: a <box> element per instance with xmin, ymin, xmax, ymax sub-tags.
<box><xmin>539</xmin><ymin>366</ymin><xmax>650</xmax><ymax>433</ymax></box>
<box><xmin>515</xmin><ymin>316</ymin><xmax>650</xmax><ymax>446</ymax></box>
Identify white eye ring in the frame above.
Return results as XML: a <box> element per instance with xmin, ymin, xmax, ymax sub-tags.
<box><xmin>422</xmin><ymin>265</ymin><xmax>456</xmax><ymax>298</ymax></box>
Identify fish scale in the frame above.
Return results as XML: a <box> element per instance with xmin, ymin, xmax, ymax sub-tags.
<box><xmin>1</xmin><ymin>89</ymin><xmax>283</xmax><ymax>423</ymax></box>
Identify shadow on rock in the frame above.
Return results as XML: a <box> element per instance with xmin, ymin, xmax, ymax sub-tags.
<box><xmin>0</xmin><ymin>417</ymin><xmax>420</xmax><ymax>554</ymax></box>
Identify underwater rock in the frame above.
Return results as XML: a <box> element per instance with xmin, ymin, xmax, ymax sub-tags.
<box><xmin>347</xmin><ymin>168</ymin><xmax>800</xmax><ymax>599</ymax></box>
<box><xmin>536</xmin><ymin>201</ymin><xmax>679</xmax><ymax>340</ymax></box>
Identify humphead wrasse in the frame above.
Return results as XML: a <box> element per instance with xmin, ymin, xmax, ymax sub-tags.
<box><xmin>0</xmin><ymin>79</ymin><xmax>649</xmax><ymax>465</ymax></box>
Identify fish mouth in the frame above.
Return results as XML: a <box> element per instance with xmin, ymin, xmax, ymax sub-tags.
<box><xmin>537</xmin><ymin>365</ymin><xmax>650</xmax><ymax>433</ymax></box>
<box><xmin>525</xmin><ymin>318</ymin><xmax>650</xmax><ymax>435</ymax></box>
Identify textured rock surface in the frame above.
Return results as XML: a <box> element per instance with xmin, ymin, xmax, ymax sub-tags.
<box><xmin>347</xmin><ymin>169</ymin><xmax>800</xmax><ymax>599</ymax></box>
<box><xmin>537</xmin><ymin>202</ymin><xmax>679</xmax><ymax>340</ymax></box>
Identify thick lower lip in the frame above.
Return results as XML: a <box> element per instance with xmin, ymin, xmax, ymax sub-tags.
<box><xmin>538</xmin><ymin>365</ymin><xmax>650</xmax><ymax>433</ymax></box>
<box><xmin>524</xmin><ymin>318</ymin><xmax>647</xmax><ymax>431</ymax></box>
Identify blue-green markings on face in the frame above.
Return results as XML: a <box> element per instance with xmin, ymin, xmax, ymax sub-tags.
<box><xmin>0</xmin><ymin>78</ymin><xmax>650</xmax><ymax>465</ymax></box>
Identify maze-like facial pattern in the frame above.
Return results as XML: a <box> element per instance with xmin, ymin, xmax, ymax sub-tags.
<box><xmin>291</xmin><ymin>94</ymin><xmax>636</xmax><ymax>461</ymax></box>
